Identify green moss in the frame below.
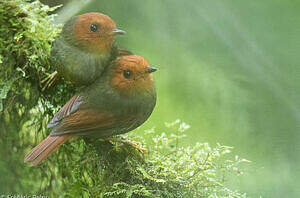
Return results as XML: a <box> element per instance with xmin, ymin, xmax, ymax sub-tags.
<box><xmin>54</xmin><ymin>120</ymin><xmax>248</xmax><ymax>198</ymax></box>
<box><xmin>0</xmin><ymin>0</ymin><xmax>72</xmax><ymax>194</ymax></box>
<box><xmin>0</xmin><ymin>1</ymin><xmax>248</xmax><ymax>197</ymax></box>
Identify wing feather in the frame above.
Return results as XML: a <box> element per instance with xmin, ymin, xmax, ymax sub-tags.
<box><xmin>47</xmin><ymin>94</ymin><xmax>85</xmax><ymax>128</ymax></box>
<box><xmin>50</xmin><ymin>108</ymin><xmax>136</xmax><ymax>137</ymax></box>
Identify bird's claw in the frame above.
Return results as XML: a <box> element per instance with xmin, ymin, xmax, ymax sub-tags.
<box><xmin>41</xmin><ymin>71</ymin><xmax>58</xmax><ymax>91</ymax></box>
<box><xmin>106</xmin><ymin>137</ymin><xmax>147</xmax><ymax>154</ymax></box>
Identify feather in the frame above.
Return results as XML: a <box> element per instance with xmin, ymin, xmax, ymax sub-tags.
<box><xmin>47</xmin><ymin>95</ymin><xmax>85</xmax><ymax>128</ymax></box>
<box><xmin>117</xmin><ymin>49</ymin><xmax>133</xmax><ymax>56</ymax></box>
<box><xmin>24</xmin><ymin>134</ymin><xmax>71</xmax><ymax>166</ymax></box>
<box><xmin>50</xmin><ymin>109</ymin><xmax>134</xmax><ymax>137</ymax></box>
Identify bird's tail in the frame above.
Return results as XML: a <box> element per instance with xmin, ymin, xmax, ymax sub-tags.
<box><xmin>24</xmin><ymin>134</ymin><xmax>71</xmax><ymax>166</ymax></box>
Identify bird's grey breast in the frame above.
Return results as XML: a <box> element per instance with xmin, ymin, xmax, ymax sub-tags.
<box><xmin>51</xmin><ymin>38</ymin><xmax>110</xmax><ymax>85</ymax></box>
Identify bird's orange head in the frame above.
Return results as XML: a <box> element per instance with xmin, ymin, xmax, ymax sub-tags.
<box><xmin>64</xmin><ymin>12</ymin><xmax>126</xmax><ymax>54</ymax></box>
<box><xmin>110</xmin><ymin>55</ymin><xmax>157</xmax><ymax>96</ymax></box>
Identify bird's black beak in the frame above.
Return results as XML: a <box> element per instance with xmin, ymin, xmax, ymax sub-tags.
<box><xmin>146</xmin><ymin>67</ymin><xmax>158</xmax><ymax>73</ymax></box>
<box><xmin>112</xmin><ymin>29</ymin><xmax>126</xmax><ymax>35</ymax></box>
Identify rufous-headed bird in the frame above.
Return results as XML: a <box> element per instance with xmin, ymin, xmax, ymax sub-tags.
<box><xmin>25</xmin><ymin>55</ymin><xmax>157</xmax><ymax>166</ymax></box>
<box><xmin>45</xmin><ymin>12</ymin><xmax>129</xmax><ymax>88</ymax></box>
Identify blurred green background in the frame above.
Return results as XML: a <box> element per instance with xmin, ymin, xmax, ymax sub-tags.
<box><xmin>70</xmin><ymin>0</ymin><xmax>300</xmax><ymax>197</ymax></box>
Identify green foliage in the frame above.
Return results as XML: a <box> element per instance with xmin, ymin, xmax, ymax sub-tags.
<box><xmin>55</xmin><ymin>120</ymin><xmax>248</xmax><ymax>198</ymax></box>
<box><xmin>0</xmin><ymin>0</ymin><xmax>73</xmax><ymax>194</ymax></box>
<box><xmin>0</xmin><ymin>0</ymin><xmax>59</xmax><ymax>107</ymax></box>
<box><xmin>0</xmin><ymin>1</ymin><xmax>248</xmax><ymax>197</ymax></box>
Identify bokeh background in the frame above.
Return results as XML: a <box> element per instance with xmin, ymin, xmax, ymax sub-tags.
<box><xmin>67</xmin><ymin>0</ymin><xmax>300</xmax><ymax>197</ymax></box>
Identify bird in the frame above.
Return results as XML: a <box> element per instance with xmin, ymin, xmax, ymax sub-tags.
<box><xmin>43</xmin><ymin>12</ymin><xmax>129</xmax><ymax>89</ymax></box>
<box><xmin>24</xmin><ymin>55</ymin><xmax>157</xmax><ymax>166</ymax></box>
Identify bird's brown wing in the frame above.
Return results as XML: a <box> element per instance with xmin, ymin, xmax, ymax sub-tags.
<box><xmin>47</xmin><ymin>94</ymin><xmax>86</xmax><ymax>128</ymax></box>
<box><xmin>117</xmin><ymin>48</ymin><xmax>133</xmax><ymax>56</ymax></box>
<box><xmin>48</xmin><ymin>94</ymin><xmax>136</xmax><ymax>137</ymax></box>
<box><xmin>50</xmin><ymin>108</ymin><xmax>136</xmax><ymax>137</ymax></box>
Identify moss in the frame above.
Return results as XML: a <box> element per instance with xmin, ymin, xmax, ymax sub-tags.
<box><xmin>60</xmin><ymin>120</ymin><xmax>248</xmax><ymax>198</ymax></box>
<box><xmin>0</xmin><ymin>0</ymin><xmax>73</xmax><ymax>194</ymax></box>
<box><xmin>0</xmin><ymin>1</ymin><xmax>248</xmax><ymax>197</ymax></box>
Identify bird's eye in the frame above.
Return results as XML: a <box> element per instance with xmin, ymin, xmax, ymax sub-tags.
<box><xmin>90</xmin><ymin>24</ymin><xmax>99</xmax><ymax>32</ymax></box>
<box><xmin>123</xmin><ymin>70</ymin><xmax>132</xmax><ymax>79</ymax></box>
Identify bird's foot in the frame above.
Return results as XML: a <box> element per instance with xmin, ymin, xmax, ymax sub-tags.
<box><xmin>41</xmin><ymin>71</ymin><xmax>58</xmax><ymax>91</ymax></box>
<box><xmin>106</xmin><ymin>137</ymin><xmax>147</xmax><ymax>154</ymax></box>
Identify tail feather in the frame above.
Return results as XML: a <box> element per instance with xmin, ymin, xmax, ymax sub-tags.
<box><xmin>24</xmin><ymin>134</ymin><xmax>71</xmax><ymax>166</ymax></box>
<box><xmin>24</xmin><ymin>136</ymin><xmax>57</xmax><ymax>161</ymax></box>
